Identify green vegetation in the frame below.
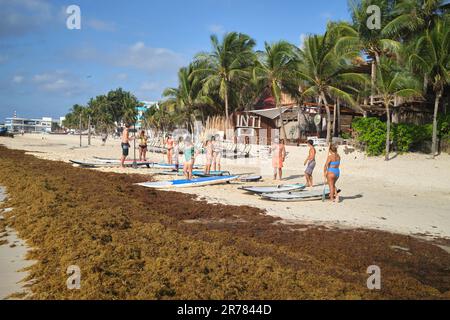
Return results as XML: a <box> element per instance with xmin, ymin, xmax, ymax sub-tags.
<box><xmin>351</xmin><ymin>117</ymin><xmax>449</xmax><ymax>155</ymax></box>
<box><xmin>63</xmin><ymin>88</ymin><xmax>140</xmax><ymax>132</ymax></box>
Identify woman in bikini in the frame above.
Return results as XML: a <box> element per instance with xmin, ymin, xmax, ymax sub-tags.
<box><xmin>183</xmin><ymin>140</ymin><xmax>195</xmax><ymax>180</ymax></box>
<box><xmin>166</xmin><ymin>135</ymin><xmax>174</xmax><ymax>164</ymax></box>
<box><xmin>324</xmin><ymin>144</ymin><xmax>341</xmax><ymax>203</ymax></box>
<box><xmin>212</xmin><ymin>136</ymin><xmax>222</xmax><ymax>171</ymax></box>
<box><xmin>138</xmin><ymin>130</ymin><xmax>148</xmax><ymax>161</ymax></box>
<box><xmin>204</xmin><ymin>138</ymin><xmax>214</xmax><ymax>175</ymax></box>
<box><xmin>272</xmin><ymin>138</ymin><xmax>286</xmax><ymax>181</ymax></box>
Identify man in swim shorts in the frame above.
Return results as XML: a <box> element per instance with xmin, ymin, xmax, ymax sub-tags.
<box><xmin>120</xmin><ymin>124</ymin><xmax>134</xmax><ymax>168</ymax></box>
<box><xmin>304</xmin><ymin>140</ymin><xmax>316</xmax><ymax>187</ymax></box>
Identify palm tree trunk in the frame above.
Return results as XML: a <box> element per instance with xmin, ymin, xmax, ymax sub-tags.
<box><xmin>332</xmin><ymin>101</ymin><xmax>337</xmax><ymax>137</ymax></box>
<box><xmin>320</xmin><ymin>92</ymin><xmax>332</xmax><ymax>145</ymax></box>
<box><xmin>336</xmin><ymin>98</ymin><xmax>341</xmax><ymax>137</ymax></box>
<box><xmin>432</xmin><ymin>89</ymin><xmax>442</xmax><ymax>157</ymax></box>
<box><xmin>385</xmin><ymin>102</ymin><xmax>391</xmax><ymax>161</ymax></box>
<box><xmin>370</xmin><ymin>60</ymin><xmax>376</xmax><ymax>106</ymax></box>
<box><xmin>224</xmin><ymin>86</ymin><xmax>229</xmax><ymax>139</ymax></box>
<box><xmin>277</xmin><ymin>102</ymin><xmax>288</xmax><ymax>140</ymax></box>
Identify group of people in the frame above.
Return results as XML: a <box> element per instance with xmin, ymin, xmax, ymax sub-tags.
<box><xmin>119</xmin><ymin>124</ymin><xmax>223</xmax><ymax>180</ymax></box>
<box><xmin>120</xmin><ymin>124</ymin><xmax>340</xmax><ymax>202</ymax></box>
<box><xmin>271</xmin><ymin>138</ymin><xmax>341</xmax><ymax>202</ymax></box>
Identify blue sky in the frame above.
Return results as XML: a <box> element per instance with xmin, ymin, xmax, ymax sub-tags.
<box><xmin>0</xmin><ymin>0</ymin><xmax>351</xmax><ymax>121</ymax></box>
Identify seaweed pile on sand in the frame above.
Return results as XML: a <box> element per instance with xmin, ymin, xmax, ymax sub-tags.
<box><xmin>0</xmin><ymin>146</ymin><xmax>449</xmax><ymax>299</ymax></box>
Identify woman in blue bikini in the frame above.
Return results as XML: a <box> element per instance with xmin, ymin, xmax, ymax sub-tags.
<box><xmin>324</xmin><ymin>144</ymin><xmax>341</xmax><ymax>202</ymax></box>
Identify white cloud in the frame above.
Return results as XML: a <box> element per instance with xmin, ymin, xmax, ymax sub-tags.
<box><xmin>113</xmin><ymin>42</ymin><xmax>185</xmax><ymax>74</ymax></box>
<box><xmin>115</xmin><ymin>73</ymin><xmax>128</xmax><ymax>81</ymax></box>
<box><xmin>32</xmin><ymin>70</ymin><xmax>87</xmax><ymax>96</ymax></box>
<box><xmin>0</xmin><ymin>0</ymin><xmax>53</xmax><ymax>38</ymax></box>
<box><xmin>208</xmin><ymin>24</ymin><xmax>225</xmax><ymax>34</ymax></box>
<box><xmin>86</xmin><ymin>18</ymin><xmax>116</xmax><ymax>32</ymax></box>
<box><xmin>12</xmin><ymin>75</ymin><xmax>24</xmax><ymax>83</ymax></box>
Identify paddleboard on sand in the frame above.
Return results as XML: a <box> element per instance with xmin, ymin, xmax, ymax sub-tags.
<box><xmin>136</xmin><ymin>175</ymin><xmax>239</xmax><ymax>189</ymax></box>
<box><xmin>261</xmin><ymin>187</ymin><xmax>331</xmax><ymax>201</ymax></box>
<box><xmin>239</xmin><ymin>184</ymin><xmax>305</xmax><ymax>194</ymax></box>
<box><xmin>87</xmin><ymin>158</ymin><xmax>201</xmax><ymax>169</ymax></box>
<box><xmin>70</xmin><ymin>160</ymin><xmax>152</xmax><ymax>167</ymax></box>
<box><xmin>240</xmin><ymin>175</ymin><xmax>262</xmax><ymax>182</ymax></box>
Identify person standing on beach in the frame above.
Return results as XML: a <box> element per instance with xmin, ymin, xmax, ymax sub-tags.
<box><xmin>324</xmin><ymin>144</ymin><xmax>341</xmax><ymax>203</ymax></box>
<box><xmin>212</xmin><ymin>136</ymin><xmax>222</xmax><ymax>171</ymax></box>
<box><xmin>272</xmin><ymin>138</ymin><xmax>286</xmax><ymax>181</ymax></box>
<box><xmin>304</xmin><ymin>140</ymin><xmax>316</xmax><ymax>187</ymax></box>
<box><xmin>166</xmin><ymin>135</ymin><xmax>174</xmax><ymax>165</ymax></box>
<box><xmin>138</xmin><ymin>130</ymin><xmax>148</xmax><ymax>161</ymax></box>
<box><xmin>101</xmin><ymin>131</ymin><xmax>108</xmax><ymax>146</ymax></box>
<box><xmin>204</xmin><ymin>138</ymin><xmax>214</xmax><ymax>175</ymax></box>
<box><xmin>183</xmin><ymin>140</ymin><xmax>195</xmax><ymax>180</ymax></box>
<box><xmin>120</xmin><ymin>124</ymin><xmax>134</xmax><ymax>168</ymax></box>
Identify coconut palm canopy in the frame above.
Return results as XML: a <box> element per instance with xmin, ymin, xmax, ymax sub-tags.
<box><xmin>64</xmin><ymin>0</ymin><xmax>449</xmax><ymax>155</ymax></box>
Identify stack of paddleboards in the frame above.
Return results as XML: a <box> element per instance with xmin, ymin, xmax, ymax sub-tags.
<box><xmin>136</xmin><ymin>175</ymin><xmax>239</xmax><ymax>189</ymax></box>
<box><xmin>240</xmin><ymin>183</ymin><xmax>330</xmax><ymax>202</ymax></box>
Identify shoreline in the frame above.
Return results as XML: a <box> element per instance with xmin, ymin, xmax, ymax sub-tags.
<box><xmin>0</xmin><ymin>186</ymin><xmax>33</xmax><ymax>300</ymax></box>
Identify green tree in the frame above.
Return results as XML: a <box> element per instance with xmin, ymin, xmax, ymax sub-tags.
<box><xmin>254</xmin><ymin>41</ymin><xmax>299</xmax><ymax>139</ymax></box>
<box><xmin>338</xmin><ymin>0</ymin><xmax>401</xmax><ymax>105</ymax></box>
<box><xmin>373</xmin><ymin>57</ymin><xmax>422</xmax><ymax>160</ymax></box>
<box><xmin>163</xmin><ymin>63</ymin><xmax>213</xmax><ymax>132</ymax></box>
<box><xmin>410</xmin><ymin>17</ymin><xmax>450</xmax><ymax>157</ymax></box>
<box><xmin>194</xmin><ymin>32</ymin><xmax>256</xmax><ymax>135</ymax></box>
<box><xmin>297</xmin><ymin>31</ymin><xmax>367</xmax><ymax>144</ymax></box>
<box><xmin>383</xmin><ymin>0</ymin><xmax>450</xmax><ymax>38</ymax></box>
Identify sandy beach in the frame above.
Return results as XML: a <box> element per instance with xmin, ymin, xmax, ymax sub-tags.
<box><xmin>1</xmin><ymin>133</ymin><xmax>449</xmax><ymax>240</ymax></box>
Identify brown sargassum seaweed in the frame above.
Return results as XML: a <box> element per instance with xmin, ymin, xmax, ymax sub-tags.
<box><xmin>0</xmin><ymin>146</ymin><xmax>449</xmax><ymax>299</ymax></box>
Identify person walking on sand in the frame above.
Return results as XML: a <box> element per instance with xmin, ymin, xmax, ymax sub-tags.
<box><xmin>138</xmin><ymin>130</ymin><xmax>148</xmax><ymax>161</ymax></box>
<box><xmin>324</xmin><ymin>144</ymin><xmax>341</xmax><ymax>203</ymax></box>
<box><xmin>183</xmin><ymin>140</ymin><xmax>195</xmax><ymax>180</ymax></box>
<box><xmin>101</xmin><ymin>131</ymin><xmax>108</xmax><ymax>146</ymax></box>
<box><xmin>304</xmin><ymin>140</ymin><xmax>316</xmax><ymax>187</ymax></box>
<box><xmin>166</xmin><ymin>134</ymin><xmax>174</xmax><ymax>165</ymax></box>
<box><xmin>272</xmin><ymin>138</ymin><xmax>286</xmax><ymax>181</ymax></box>
<box><xmin>120</xmin><ymin>124</ymin><xmax>134</xmax><ymax>168</ymax></box>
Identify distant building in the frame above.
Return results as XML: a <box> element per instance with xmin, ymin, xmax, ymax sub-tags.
<box><xmin>135</xmin><ymin>101</ymin><xmax>158</xmax><ymax>129</ymax></box>
<box><xmin>5</xmin><ymin>117</ymin><xmax>54</xmax><ymax>133</ymax></box>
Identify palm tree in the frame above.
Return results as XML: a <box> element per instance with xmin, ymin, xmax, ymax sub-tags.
<box><xmin>339</xmin><ymin>0</ymin><xmax>401</xmax><ymax>105</ymax></box>
<box><xmin>194</xmin><ymin>32</ymin><xmax>256</xmax><ymax>136</ymax></box>
<box><xmin>254</xmin><ymin>41</ymin><xmax>299</xmax><ymax>139</ymax></box>
<box><xmin>383</xmin><ymin>0</ymin><xmax>450</xmax><ymax>38</ymax></box>
<box><xmin>373</xmin><ymin>57</ymin><xmax>422</xmax><ymax>160</ymax></box>
<box><xmin>296</xmin><ymin>32</ymin><xmax>367</xmax><ymax>144</ymax></box>
<box><xmin>410</xmin><ymin>17</ymin><xmax>450</xmax><ymax>157</ymax></box>
<box><xmin>163</xmin><ymin>63</ymin><xmax>213</xmax><ymax>132</ymax></box>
